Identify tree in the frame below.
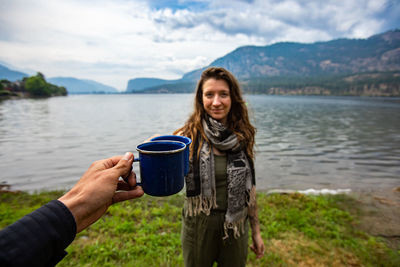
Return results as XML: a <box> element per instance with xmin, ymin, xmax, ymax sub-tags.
<box><xmin>24</xmin><ymin>73</ymin><xmax>51</xmax><ymax>97</ymax></box>
<box><xmin>48</xmin><ymin>83</ymin><xmax>67</xmax><ymax>96</ymax></box>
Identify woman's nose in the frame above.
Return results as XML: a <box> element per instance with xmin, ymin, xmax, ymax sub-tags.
<box><xmin>212</xmin><ymin>96</ymin><xmax>221</xmax><ymax>105</ymax></box>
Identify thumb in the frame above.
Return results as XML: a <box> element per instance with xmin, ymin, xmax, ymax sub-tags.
<box><xmin>112</xmin><ymin>152</ymin><xmax>134</xmax><ymax>177</ymax></box>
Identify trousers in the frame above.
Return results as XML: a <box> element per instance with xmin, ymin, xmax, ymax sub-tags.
<box><xmin>181</xmin><ymin>210</ymin><xmax>249</xmax><ymax>267</ymax></box>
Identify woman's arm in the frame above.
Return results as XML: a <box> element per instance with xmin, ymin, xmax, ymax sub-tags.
<box><xmin>248</xmin><ymin>187</ymin><xmax>265</xmax><ymax>258</ymax></box>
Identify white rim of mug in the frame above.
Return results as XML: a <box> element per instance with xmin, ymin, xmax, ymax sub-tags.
<box><xmin>150</xmin><ymin>135</ymin><xmax>192</xmax><ymax>146</ymax></box>
<box><xmin>136</xmin><ymin>140</ymin><xmax>186</xmax><ymax>155</ymax></box>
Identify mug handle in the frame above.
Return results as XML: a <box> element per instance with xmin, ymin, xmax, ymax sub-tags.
<box><xmin>134</xmin><ymin>157</ymin><xmax>141</xmax><ymax>184</ymax></box>
<box><xmin>124</xmin><ymin>157</ymin><xmax>141</xmax><ymax>185</ymax></box>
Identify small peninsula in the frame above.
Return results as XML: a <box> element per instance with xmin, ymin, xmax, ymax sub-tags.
<box><xmin>0</xmin><ymin>72</ymin><xmax>67</xmax><ymax>100</ymax></box>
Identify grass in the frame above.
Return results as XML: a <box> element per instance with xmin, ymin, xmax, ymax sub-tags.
<box><xmin>1</xmin><ymin>191</ymin><xmax>399</xmax><ymax>266</ymax></box>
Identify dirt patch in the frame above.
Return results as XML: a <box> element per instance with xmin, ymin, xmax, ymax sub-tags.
<box><xmin>268</xmin><ymin>233</ymin><xmax>362</xmax><ymax>267</ymax></box>
<box><xmin>347</xmin><ymin>187</ymin><xmax>400</xmax><ymax>250</ymax></box>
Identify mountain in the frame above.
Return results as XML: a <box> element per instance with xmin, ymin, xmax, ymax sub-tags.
<box><xmin>128</xmin><ymin>29</ymin><xmax>400</xmax><ymax>96</ymax></box>
<box><xmin>129</xmin><ymin>81</ymin><xmax>197</xmax><ymax>93</ymax></box>
<box><xmin>0</xmin><ymin>63</ymin><xmax>117</xmax><ymax>94</ymax></box>
<box><xmin>182</xmin><ymin>29</ymin><xmax>400</xmax><ymax>81</ymax></box>
<box><xmin>0</xmin><ymin>61</ymin><xmax>36</xmax><ymax>76</ymax></box>
<box><xmin>126</xmin><ymin>78</ymin><xmax>181</xmax><ymax>92</ymax></box>
<box><xmin>0</xmin><ymin>63</ymin><xmax>28</xmax><ymax>81</ymax></box>
<box><xmin>48</xmin><ymin>77</ymin><xmax>118</xmax><ymax>94</ymax></box>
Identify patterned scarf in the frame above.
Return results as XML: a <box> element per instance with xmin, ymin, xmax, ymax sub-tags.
<box><xmin>184</xmin><ymin>116</ymin><xmax>256</xmax><ymax>239</ymax></box>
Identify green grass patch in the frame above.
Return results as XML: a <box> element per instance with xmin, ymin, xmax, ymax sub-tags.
<box><xmin>1</xmin><ymin>191</ymin><xmax>399</xmax><ymax>266</ymax></box>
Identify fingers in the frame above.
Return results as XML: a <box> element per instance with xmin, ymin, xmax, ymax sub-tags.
<box><xmin>256</xmin><ymin>244</ymin><xmax>265</xmax><ymax>258</ymax></box>
<box><xmin>250</xmin><ymin>244</ymin><xmax>258</xmax><ymax>254</ymax></box>
<box><xmin>121</xmin><ymin>152</ymin><xmax>134</xmax><ymax>162</ymax></box>
<box><xmin>112</xmin><ymin>186</ymin><xmax>144</xmax><ymax>203</ymax></box>
<box><xmin>116</xmin><ymin>181</ymin><xmax>131</xmax><ymax>191</ymax></box>
<box><xmin>118</xmin><ymin>171</ymin><xmax>137</xmax><ymax>189</ymax></box>
<box><xmin>98</xmin><ymin>155</ymin><xmax>124</xmax><ymax>169</ymax></box>
<box><xmin>250</xmin><ymin>242</ymin><xmax>265</xmax><ymax>259</ymax></box>
<box><xmin>114</xmin><ymin>163</ymin><xmax>143</xmax><ymax>203</ymax></box>
<box><xmin>111</xmin><ymin>152</ymin><xmax>135</xmax><ymax>178</ymax></box>
<box><xmin>256</xmin><ymin>251</ymin><xmax>263</xmax><ymax>259</ymax></box>
<box><xmin>250</xmin><ymin>244</ymin><xmax>255</xmax><ymax>253</ymax></box>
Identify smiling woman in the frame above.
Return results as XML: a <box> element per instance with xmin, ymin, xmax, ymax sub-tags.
<box><xmin>174</xmin><ymin>67</ymin><xmax>264</xmax><ymax>267</ymax></box>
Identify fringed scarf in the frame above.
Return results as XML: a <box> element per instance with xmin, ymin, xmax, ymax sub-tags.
<box><xmin>184</xmin><ymin>116</ymin><xmax>256</xmax><ymax>239</ymax></box>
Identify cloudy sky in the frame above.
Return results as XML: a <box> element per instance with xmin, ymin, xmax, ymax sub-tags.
<box><xmin>0</xmin><ymin>0</ymin><xmax>399</xmax><ymax>90</ymax></box>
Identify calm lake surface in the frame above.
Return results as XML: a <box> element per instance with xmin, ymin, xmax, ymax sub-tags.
<box><xmin>1</xmin><ymin>94</ymin><xmax>399</xmax><ymax>192</ymax></box>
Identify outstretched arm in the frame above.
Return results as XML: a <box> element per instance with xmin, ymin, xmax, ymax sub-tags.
<box><xmin>248</xmin><ymin>187</ymin><xmax>265</xmax><ymax>258</ymax></box>
<box><xmin>0</xmin><ymin>152</ymin><xmax>144</xmax><ymax>266</ymax></box>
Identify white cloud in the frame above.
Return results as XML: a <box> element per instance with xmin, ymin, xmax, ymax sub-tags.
<box><xmin>0</xmin><ymin>0</ymin><xmax>397</xmax><ymax>90</ymax></box>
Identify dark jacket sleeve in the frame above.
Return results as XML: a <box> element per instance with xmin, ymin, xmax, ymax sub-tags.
<box><xmin>0</xmin><ymin>200</ymin><xmax>77</xmax><ymax>267</ymax></box>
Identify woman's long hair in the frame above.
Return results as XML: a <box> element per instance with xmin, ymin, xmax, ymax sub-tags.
<box><xmin>174</xmin><ymin>67</ymin><xmax>256</xmax><ymax>159</ymax></box>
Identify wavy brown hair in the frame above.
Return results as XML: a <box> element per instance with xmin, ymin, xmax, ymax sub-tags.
<box><xmin>174</xmin><ymin>67</ymin><xmax>256</xmax><ymax>159</ymax></box>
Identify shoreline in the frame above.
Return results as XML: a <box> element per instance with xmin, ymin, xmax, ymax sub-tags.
<box><xmin>2</xmin><ymin>180</ymin><xmax>398</xmax><ymax>196</ymax></box>
<box><xmin>263</xmin><ymin>186</ymin><xmax>400</xmax><ymax>250</ymax></box>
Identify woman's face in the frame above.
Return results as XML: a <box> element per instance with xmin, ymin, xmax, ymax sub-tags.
<box><xmin>202</xmin><ymin>78</ymin><xmax>232</xmax><ymax>125</ymax></box>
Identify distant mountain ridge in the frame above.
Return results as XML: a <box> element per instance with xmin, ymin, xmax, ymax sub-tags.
<box><xmin>48</xmin><ymin>77</ymin><xmax>118</xmax><ymax>94</ymax></box>
<box><xmin>128</xmin><ymin>29</ymin><xmax>400</xmax><ymax>96</ymax></box>
<box><xmin>0</xmin><ymin>64</ymin><xmax>118</xmax><ymax>94</ymax></box>
<box><xmin>126</xmin><ymin>78</ymin><xmax>181</xmax><ymax>92</ymax></box>
<box><xmin>0</xmin><ymin>64</ymin><xmax>28</xmax><ymax>81</ymax></box>
<box><xmin>182</xmin><ymin>29</ymin><xmax>400</xmax><ymax>81</ymax></box>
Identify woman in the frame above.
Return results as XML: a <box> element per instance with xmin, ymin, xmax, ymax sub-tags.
<box><xmin>175</xmin><ymin>67</ymin><xmax>265</xmax><ymax>267</ymax></box>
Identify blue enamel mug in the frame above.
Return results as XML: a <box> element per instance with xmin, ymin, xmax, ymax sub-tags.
<box><xmin>150</xmin><ymin>135</ymin><xmax>192</xmax><ymax>175</ymax></box>
<box><xmin>135</xmin><ymin>141</ymin><xmax>185</xmax><ymax>197</ymax></box>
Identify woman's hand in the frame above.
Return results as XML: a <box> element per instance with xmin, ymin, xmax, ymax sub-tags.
<box><xmin>145</xmin><ymin>134</ymin><xmax>161</xmax><ymax>142</ymax></box>
<box><xmin>250</xmin><ymin>232</ymin><xmax>265</xmax><ymax>258</ymax></box>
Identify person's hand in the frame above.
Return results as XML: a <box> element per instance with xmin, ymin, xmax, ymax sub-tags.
<box><xmin>145</xmin><ymin>134</ymin><xmax>161</xmax><ymax>142</ymax></box>
<box><xmin>58</xmin><ymin>152</ymin><xmax>144</xmax><ymax>233</ymax></box>
<box><xmin>250</xmin><ymin>232</ymin><xmax>265</xmax><ymax>259</ymax></box>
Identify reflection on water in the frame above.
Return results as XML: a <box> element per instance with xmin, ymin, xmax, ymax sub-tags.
<box><xmin>249</xmin><ymin>95</ymin><xmax>400</xmax><ymax>191</ymax></box>
<box><xmin>0</xmin><ymin>94</ymin><xmax>399</xmax><ymax>192</ymax></box>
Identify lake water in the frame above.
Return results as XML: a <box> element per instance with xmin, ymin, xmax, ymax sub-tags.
<box><xmin>1</xmin><ymin>94</ymin><xmax>399</xmax><ymax>192</ymax></box>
